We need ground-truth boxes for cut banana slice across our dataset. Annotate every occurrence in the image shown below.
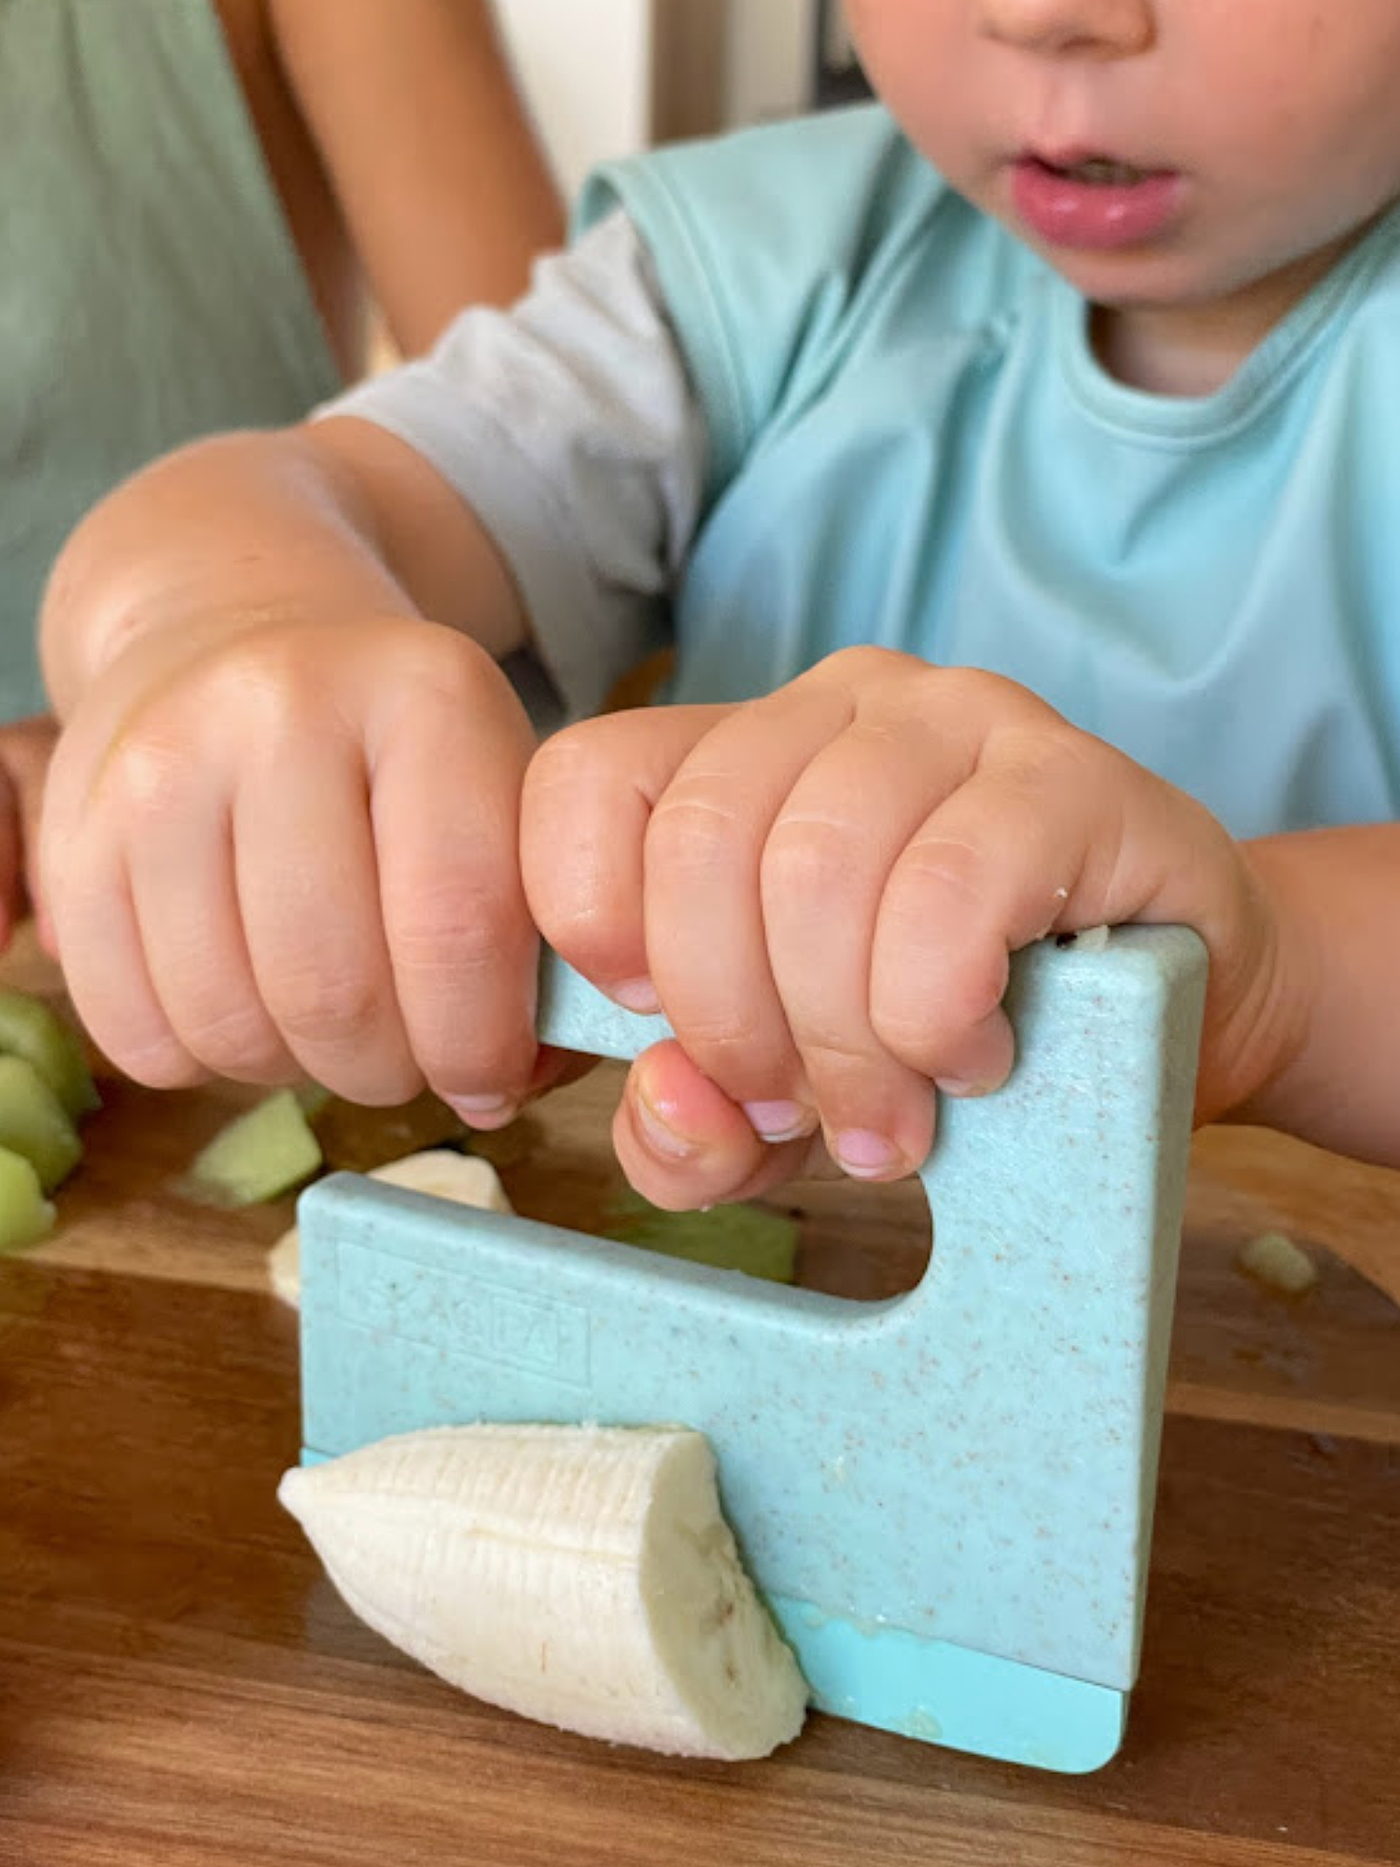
[268,1149,512,1306]
[279,1424,808,1760]
[1238,1229,1319,1295]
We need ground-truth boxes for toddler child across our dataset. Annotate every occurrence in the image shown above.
[34,0,1400,1218]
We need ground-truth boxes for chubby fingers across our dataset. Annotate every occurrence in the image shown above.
[525,705,844,1207]
[366,627,539,1119]
[525,691,843,1153]
[526,671,950,1181]
[44,619,540,1109]
[521,704,732,1012]
[527,650,1261,1205]
[44,706,228,1087]
[855,673,1272,1144]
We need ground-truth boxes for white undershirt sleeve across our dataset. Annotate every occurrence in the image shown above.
[317,210,706,722]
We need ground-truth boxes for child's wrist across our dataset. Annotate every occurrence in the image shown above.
[1199,839,1321,1132]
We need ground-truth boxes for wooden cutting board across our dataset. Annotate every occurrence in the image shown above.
[4,922,1396,1448]
[0,928,1397,1865]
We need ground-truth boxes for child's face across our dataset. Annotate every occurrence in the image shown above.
[846,0,1400,363]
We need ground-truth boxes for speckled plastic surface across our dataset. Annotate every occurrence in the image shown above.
[298,928,1206,1771]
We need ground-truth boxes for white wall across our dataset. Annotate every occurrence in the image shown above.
[493,0,656,199]
[496,2,831,201]
[723,0,818,126]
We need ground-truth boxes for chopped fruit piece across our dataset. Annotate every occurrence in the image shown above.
[185,1089,322,1207]
[0,988,99,1119]
[603,1189,798,1283]
[0,1144,56,1251]
[1238,1230,1319,1297]
[268,1149,511,1305]
[280,1425,808,1759]
[0,1055,83,1191]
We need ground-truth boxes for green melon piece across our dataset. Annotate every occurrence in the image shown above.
[602,1190,798,1284]
[0,1143,56,1251]
[0,1054,83,1191]
[186,1089,323,1207]
[0,988,99,1120]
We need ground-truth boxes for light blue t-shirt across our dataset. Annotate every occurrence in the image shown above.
[332,105,1400,843]
[576,107,1400,840]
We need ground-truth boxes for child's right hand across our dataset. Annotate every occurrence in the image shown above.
[40,609,542,1119]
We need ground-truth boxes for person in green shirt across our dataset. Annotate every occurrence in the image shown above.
[0,0,562,942]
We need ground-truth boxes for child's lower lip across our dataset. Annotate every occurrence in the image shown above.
[1010,157,1183,251]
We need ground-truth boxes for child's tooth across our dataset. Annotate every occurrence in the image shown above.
[1073,158,1140,184]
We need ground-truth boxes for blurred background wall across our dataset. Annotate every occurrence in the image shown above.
[495,0,865,198]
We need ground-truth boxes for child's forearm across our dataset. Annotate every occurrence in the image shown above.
[269,0,565,355]
[41,419,525,716]
[1232,824,1400,1167]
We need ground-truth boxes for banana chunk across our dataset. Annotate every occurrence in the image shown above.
[1238,1229,1319,1295]
[268,1149,512,1305]
[279,1424,808,1760]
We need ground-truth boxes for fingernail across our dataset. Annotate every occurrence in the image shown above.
[633,1090,700,1161]
[834,1129,904,1179]
[742,1099,813,1144]
[612,976,662,1014]
[448,1094,518,1130]
[935,1077,991,1099]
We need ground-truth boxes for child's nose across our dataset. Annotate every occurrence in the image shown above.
[975,0,1153,57]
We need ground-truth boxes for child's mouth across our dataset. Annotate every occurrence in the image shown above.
[1011,152,1183,252]
[1054,156,1149,185]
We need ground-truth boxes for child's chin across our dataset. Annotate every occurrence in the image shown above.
[1044,248,1230,317]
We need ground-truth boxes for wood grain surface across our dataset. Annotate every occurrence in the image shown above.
[0,935,1396,1865]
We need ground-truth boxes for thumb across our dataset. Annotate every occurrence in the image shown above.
[614,1039,824,1212]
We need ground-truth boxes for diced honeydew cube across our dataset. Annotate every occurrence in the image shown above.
[0,988,99,1120]
[186,1089,322,1206]
[0,1054,83,1191]
[0,1144,56,1250]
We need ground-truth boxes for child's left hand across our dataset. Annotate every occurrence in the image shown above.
[522,648,1300,1211]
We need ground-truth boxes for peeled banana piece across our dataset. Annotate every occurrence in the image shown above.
[279,1424,808,1760]
[268,1149,512,1305]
